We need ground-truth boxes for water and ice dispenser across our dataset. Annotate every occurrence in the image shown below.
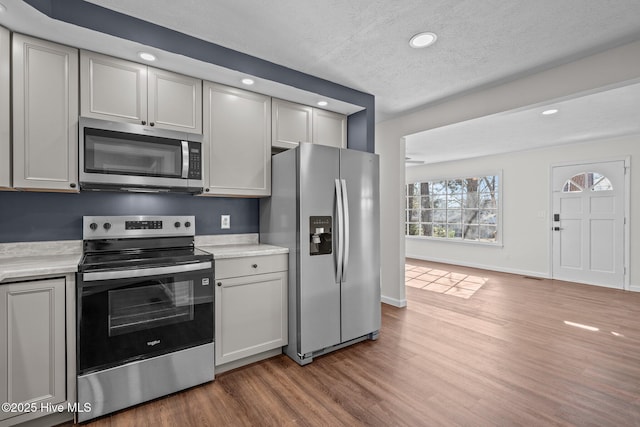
[309,216,332,255]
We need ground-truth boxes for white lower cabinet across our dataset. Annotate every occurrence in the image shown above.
[215,255,288,369]
[0,276,75,427]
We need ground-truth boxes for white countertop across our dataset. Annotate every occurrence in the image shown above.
[198,243,289,259]
[0,253,81,283]
[0,236,288,283]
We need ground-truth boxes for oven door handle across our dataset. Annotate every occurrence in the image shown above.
[80,261,212,282]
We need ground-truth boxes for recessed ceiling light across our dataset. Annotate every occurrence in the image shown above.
[317,101,328,107]
[409,32,437,49]
[241,78,255,85]
[542,108,559,116]
[138,52,156,62]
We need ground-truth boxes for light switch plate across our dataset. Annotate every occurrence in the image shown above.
[221,215,231,229]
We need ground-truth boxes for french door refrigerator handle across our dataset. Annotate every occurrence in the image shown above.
[341,179,350,282]
[335,179,344,284]
[181,141,189,178]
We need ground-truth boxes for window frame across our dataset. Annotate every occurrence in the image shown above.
[405,171,503,246]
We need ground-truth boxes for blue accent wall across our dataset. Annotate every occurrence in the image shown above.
[347,110,371,153]
[23,0,376,152]
[0,192,258,243]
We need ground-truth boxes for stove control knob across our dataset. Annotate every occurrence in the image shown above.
[174,222,181,228]
[185,221,191,228]
[89,222,98,231]
[103,222,111,230]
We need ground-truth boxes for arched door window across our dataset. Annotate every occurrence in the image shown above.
[562,172,613,193]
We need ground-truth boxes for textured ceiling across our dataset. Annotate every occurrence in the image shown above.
[85,0,640,122]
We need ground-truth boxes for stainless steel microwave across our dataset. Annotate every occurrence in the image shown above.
[79,117,203,193]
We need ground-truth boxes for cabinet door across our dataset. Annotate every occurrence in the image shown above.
[272,99,312,150]
[203,82,271,196]
[312,108,347,148]
[12,34,78,192]
[215,272,287,366]
[0,26,9,189]
[148,67,202,134]
[0,278,66,422]
[80,51,147,124]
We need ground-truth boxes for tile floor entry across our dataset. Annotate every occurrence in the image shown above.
[405,261,488,299]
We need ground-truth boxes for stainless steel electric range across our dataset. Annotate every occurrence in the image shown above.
[76,215,214,422]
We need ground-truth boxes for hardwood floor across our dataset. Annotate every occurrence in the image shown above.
[70,259,640,426]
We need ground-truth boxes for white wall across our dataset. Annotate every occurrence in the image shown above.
[376,40,640,305]
[405,135,639,291]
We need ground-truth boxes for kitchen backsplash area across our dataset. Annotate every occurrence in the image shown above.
[0,191,259,243]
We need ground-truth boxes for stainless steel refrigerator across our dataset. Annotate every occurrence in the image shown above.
[260,143,380,366]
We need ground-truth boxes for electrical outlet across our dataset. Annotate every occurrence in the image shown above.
[221,215,231,229]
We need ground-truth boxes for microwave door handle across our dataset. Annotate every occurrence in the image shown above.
[181,141,189,178]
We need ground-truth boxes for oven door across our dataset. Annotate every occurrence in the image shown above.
[77,261,213,375]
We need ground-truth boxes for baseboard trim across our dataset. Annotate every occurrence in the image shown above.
[381,295,407,307]
[406,253,549,280]
[215,348,282,374]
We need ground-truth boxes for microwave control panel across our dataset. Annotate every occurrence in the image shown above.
[188,142,202,179]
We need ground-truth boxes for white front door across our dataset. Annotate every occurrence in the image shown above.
[551,160,626,289]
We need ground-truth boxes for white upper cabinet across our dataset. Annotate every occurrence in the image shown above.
[12,34,79,192]
[81,52,147,124]
[312,108,347,149]
[0,26,9,189]
[148,68,203,133]
[272,99,313,149]
[81,51,202,134]
[272,98,347,150]
[202,82,271,197]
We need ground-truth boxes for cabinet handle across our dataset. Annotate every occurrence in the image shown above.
[252,264,258,269]
[205,188,210,192]
[141,120,146,125]
[69,183,76,188]
[150,122,155,127]
[217,282,222,286]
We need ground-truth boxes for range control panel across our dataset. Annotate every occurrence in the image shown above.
[83,215,195,239]
[125,220,164,230]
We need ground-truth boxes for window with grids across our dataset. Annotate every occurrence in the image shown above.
[406,176,500,242]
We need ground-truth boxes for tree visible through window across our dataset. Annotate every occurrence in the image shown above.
[406,175,500,242]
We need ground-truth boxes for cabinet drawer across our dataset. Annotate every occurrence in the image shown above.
[216,254,287,279]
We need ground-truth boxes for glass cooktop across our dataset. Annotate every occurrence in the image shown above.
[78,247,212,272]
